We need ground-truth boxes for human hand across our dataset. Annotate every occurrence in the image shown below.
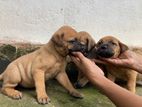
[98,50,142,73]
[70,52,104,80]
[101,50,134,67]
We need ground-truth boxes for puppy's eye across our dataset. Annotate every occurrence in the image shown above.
[111,42,117,46]
[68,39,77,43]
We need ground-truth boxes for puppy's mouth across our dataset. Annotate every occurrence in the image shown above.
[85,47,97,59]
[95,44,115,58]
[96,50,114,58]
[68,44,87,56]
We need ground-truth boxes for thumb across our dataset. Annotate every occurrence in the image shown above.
[102,58,124,65]
[72,52,85,61]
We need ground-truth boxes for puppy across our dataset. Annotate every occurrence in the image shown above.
[0,26,85,104]
[66,31,96,88]
[94,36,137,93]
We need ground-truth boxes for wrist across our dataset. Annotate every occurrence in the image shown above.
[133,64,142,74]
[88,74,107,88]
[129,52,142,73]
[131,55,142,73]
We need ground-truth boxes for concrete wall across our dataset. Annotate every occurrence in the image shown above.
[0,0,142,46]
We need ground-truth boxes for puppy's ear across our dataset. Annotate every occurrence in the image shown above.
[87,38,96,51]
[51,33,64,47]
[119,42,129,53]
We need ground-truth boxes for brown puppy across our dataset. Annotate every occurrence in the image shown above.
[75,31,96,88]
[95,36,137,93]
[66,31,96,88]
[76,31,96,53]
[0,26,84,104]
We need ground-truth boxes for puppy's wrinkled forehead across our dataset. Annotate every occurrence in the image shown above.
[54,26,77,41]
[76,31,96,51]
[76,31,92,43]
[98,36,120,45]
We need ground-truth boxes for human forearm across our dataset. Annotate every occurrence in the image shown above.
[89,75,142,107]
[71,52,142,107]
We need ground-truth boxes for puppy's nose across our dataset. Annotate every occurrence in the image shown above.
[100,44,108,49]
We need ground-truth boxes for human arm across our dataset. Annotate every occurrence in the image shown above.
[71,52,142,107]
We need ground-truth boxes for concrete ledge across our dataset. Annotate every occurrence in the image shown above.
[0,42,41,74]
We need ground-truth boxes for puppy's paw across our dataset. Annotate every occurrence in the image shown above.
[70,90,84,99]
[1,88,22,100]
[11,91,23,100]
[37,95,51,104]
[74,82,83,89]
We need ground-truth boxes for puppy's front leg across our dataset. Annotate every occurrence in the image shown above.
[33,70,50,104]
[107,73,116,82]
[56,71,83,98]
[74,70,89,88]
[127,71,137,93]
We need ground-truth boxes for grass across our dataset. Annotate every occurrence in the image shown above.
[0,80,142,107]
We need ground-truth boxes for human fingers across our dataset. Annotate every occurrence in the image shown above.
[101,58,127,66]
[92,59,108,64]
[70,55,81,66]
[72,52,85,61]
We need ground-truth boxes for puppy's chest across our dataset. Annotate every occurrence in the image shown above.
[45,61,66,80]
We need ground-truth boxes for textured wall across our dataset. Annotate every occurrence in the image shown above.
[0,0,142,46]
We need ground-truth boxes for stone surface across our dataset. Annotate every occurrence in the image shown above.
[0,43,40,76]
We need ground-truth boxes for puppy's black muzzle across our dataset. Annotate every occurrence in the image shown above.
[68,40,88,56]
[95,44,114,58]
